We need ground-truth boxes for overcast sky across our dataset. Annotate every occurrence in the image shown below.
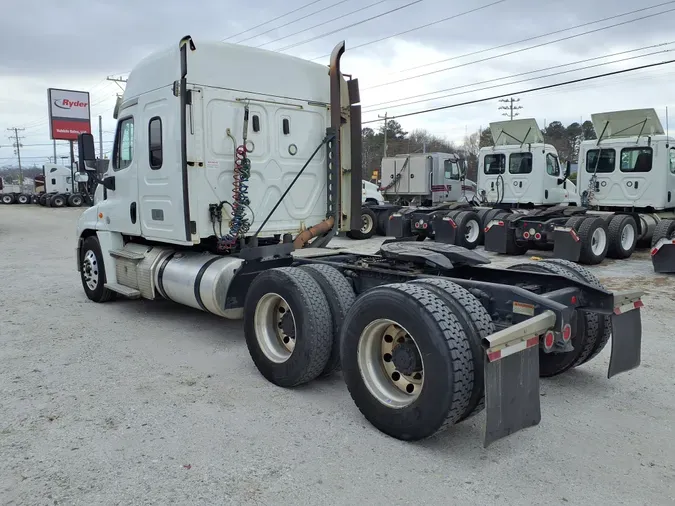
[3,0,675,166]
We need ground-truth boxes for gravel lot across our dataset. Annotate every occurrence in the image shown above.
[1,205,674,506]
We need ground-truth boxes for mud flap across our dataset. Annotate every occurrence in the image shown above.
[482,310,556,447]
[608,291,644,379]
[387,212,413,238]
[484,219,508,253]
[552,226,581,262]
[651,238,675,273]
[432,215,457,244]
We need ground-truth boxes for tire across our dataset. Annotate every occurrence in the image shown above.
[298,264,356,376]
[39,194,48,206]
[17,194,30,204]
[67,194,84,207]
[651,219,675,247]
[51,194,66,208]
[453,211,483,250]
[79,236,117,303]
[481,208,503,229]
[539,258,612,365]
[340,283,473,441]
[244,267,333,387]
[346,207,377,240]
[1,194,15,204]
[607,215,637,259]
[407,278,494,421]
[564,215,586,231]
[577,216,609,265]
[507,262,599,377]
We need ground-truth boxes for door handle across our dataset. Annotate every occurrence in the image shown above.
[130,202,137,224]
[634,181,639,190]
[102,175,115,191]
[595,181,600,192]
[491,181,494,190]
[519,181,522,188]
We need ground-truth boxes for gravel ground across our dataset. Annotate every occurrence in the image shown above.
[1,205,674,506]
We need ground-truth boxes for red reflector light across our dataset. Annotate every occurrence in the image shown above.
[544,331,555,349]
[534,233,542,240]
[523,231,530,239]
[422,223,428,229]
[571,295,577,304]
[562,323,572,342]
[651,247,658,256]
[414,222,420,228]
[498,220,505,226]
[634,300,644,309]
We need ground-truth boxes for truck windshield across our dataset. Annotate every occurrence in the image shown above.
[444,160,460,180]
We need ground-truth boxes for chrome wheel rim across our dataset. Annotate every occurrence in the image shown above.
[82,250,99,291]
[254,293,296,363]
[465,219,480,243]
[357,319,424,408]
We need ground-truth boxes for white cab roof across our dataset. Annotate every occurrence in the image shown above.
[591,108,665,139]
[124,39,332,104]
[489,118,544,146]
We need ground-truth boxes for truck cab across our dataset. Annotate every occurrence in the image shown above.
[43,164,74,195]
[577,108,675,211]
[479,118,579,207]
[380,152,463,206]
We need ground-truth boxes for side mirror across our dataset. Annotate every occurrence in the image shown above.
[112,96,122,120]
[74,172,89,183]
[565,160,571,177]
[78,133,96,163]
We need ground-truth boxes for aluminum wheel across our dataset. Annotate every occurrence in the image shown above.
[1,195,13,204]
[357,319,424,408]
[465,219,480,243]
[254,292,296,363]
[82,250,99,291]
[361,213,374,234]
[620,222,635,250]
[591,227,607,256]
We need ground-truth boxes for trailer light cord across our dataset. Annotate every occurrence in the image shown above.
[251,133,335,240]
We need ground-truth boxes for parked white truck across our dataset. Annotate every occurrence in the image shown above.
[74,36,644,446]
[1,164,88,207]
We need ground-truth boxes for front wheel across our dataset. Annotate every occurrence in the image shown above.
[79,236,116,303]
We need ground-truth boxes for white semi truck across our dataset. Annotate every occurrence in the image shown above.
[1,164,88,207]
[481,109,675,269]
[74,36,644,446]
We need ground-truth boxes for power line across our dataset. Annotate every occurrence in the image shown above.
[362,44,674,112]
[255,0,389,49]
[361,57,675,123]
[221,0,326,42]
[244,0,354,46]
[274,0,424,52]
[308,0,507,61]
[363,1,675,90]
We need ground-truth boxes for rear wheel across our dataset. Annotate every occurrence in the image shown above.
[38,194,48,206]
[347,207,377,240]
[17,194,30,204]
[453,211,482,250]
[340,283,473,440]
[652,219,675,247]
[244,267,333,387]
[298,264,356,376]
[607,214,637,259]
[577,217,608,265]
[507,261,599,377]
[67,194,84,207]
[50,194,66,208]
[1,194,15,204]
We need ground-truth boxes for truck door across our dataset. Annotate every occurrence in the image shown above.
[544,152,565,203]
[507,152,533,202]
[582,148,616,205]
[99,113,141,236]
[437,158,461,203]
[482,152,506,202]
[617,146,652,205]
[137,90,188,243]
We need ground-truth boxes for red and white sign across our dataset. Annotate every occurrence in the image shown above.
[47,88,91,141]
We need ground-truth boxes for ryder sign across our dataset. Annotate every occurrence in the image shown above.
[47,88,91,141]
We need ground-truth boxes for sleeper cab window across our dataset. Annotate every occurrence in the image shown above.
[148,117,162,170]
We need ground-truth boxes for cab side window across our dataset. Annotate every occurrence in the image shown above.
[113,117,134,171]
[148,117,162,170]
[546,153,560,176]
[484,153,505,174]
[444,159,460,180]
[670,148,675,174]
[509,152,532,174]
[620,147,652,173]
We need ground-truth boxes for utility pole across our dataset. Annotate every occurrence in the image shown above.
[378,112,388,157]
[53,139,57,165]
[98,115,103,158]
[498,97,523,120]
[7,127,25,190]
[107,76,127,97]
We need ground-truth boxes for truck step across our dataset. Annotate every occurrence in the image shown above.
[104,283,142,298]
[109,248,146,261]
